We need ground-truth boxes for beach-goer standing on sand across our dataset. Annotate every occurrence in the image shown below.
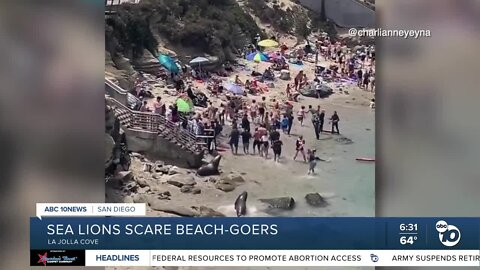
[252,128,261,155]
[281,115,289,134]
[241,114,250,133]
[140,101,151,112]
[319,109,325,133]
[363,72,370,89]
[330,111,340,134]
[258,96,266,122]
[293,135,307,162]
[261,132,270,159]
[272,139,283,162]
[287,113,294,135]
[219,104,226,125]
[229,125,240,155]
[294,70,303,91]
[250,100,258,124]
[307,149,318,175]
[264,112,271,131]
[269,127,280,145]
[297,105,306,126]
[241,128,251,154]
[153,96,163,115]
[357,69,363,88]
[311,109,321,140]
[286,83,291,99]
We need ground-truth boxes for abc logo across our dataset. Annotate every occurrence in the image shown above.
[436,220,461,247]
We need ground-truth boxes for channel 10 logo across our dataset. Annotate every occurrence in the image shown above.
[436,220,461,247]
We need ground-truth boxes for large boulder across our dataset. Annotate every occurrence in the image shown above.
[220,173,245,184]
[305,193,328,207]
[299,83,333,98]
[192,206,225,217]
[215,181,236,192]
[167,175,196,188]
[132,194,149,204]
[147,197,198,217]
[335,136,354,145]
[135,176,149,188]
[259,197,295,210]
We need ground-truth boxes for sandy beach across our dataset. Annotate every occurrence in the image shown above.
[107,41,375,218]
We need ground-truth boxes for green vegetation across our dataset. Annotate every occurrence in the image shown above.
[104,0,337,63]
[106,0,263,62]
[105,5,159,60]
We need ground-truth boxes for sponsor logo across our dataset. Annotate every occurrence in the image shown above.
[30,250,85,266]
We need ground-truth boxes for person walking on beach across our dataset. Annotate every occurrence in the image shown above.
[307,149,318,175]
[319,109,325,133]
[281,115,289,134]
[153,96,164,115]
[258,96,266,122]
[252,128,261,155]
[272,139,283,162]
[357,69,363,88]
[269,127,280,144]
[293,136,307,162]
[312,109,321,140]
[297,106,306,126]
[330,111,340,134]
[241,114,250,133]
[241,128,251,154]
[261,133,270,159]
[229,126,240,155]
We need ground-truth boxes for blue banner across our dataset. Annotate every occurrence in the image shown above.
[30,218,479,250]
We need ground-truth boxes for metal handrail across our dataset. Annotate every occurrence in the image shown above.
[107,97,201,152]
[105,78,129,95]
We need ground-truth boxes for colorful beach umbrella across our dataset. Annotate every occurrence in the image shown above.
[224,82,244,95]
[258,39,279,47]
[246,51,269,62]
[176,98,193,113]
[158,54,179,73]
[189,57,210,65]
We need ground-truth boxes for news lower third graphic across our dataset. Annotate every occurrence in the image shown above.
[30,203,480,266]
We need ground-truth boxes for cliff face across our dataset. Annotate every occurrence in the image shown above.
[105,0,263,63]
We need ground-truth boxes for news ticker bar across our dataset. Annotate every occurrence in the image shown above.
[30,250,480,267]
[31,217,478,250]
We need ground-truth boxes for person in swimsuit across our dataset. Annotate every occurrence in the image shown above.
[293,135,307,162]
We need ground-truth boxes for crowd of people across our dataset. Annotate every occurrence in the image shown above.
[116,32,375,175]
[221,98,342,174]
[315,37,376,92]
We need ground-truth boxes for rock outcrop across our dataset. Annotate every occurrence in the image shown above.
[105,103,131,181]
[305,193,328,207]
[259,197,296,210]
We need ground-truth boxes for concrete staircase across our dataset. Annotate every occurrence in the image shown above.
[105,78,206,167]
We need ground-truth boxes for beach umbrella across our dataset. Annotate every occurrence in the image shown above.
[224,82,244,95]
[258,39,279,48]
[158,54,179,73]
[176,98,193,113]
[246,51,269,62]
[189,57,210,65]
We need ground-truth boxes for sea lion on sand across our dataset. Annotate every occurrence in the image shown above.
[234,191,248,217]
[197,155,222,176]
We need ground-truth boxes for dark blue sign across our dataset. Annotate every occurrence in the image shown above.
[30,217,480,250]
